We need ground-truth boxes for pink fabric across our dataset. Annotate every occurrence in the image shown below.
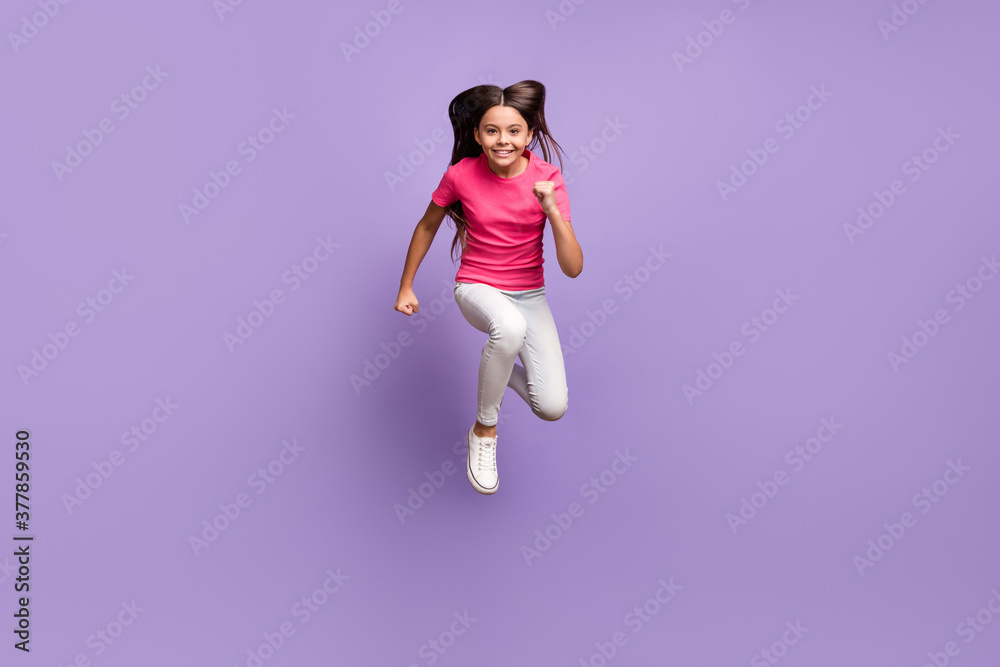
[431,148,571,291]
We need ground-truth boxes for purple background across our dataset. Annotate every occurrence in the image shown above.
[3,0,999,665]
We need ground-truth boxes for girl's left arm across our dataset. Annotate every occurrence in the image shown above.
[534,180,582,278]
[545,205,583,278]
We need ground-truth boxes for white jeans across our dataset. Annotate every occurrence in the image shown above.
[454,281,569,427]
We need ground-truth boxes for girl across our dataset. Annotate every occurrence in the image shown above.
[393,80,583,495]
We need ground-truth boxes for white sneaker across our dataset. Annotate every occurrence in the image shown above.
[467,426,498,495]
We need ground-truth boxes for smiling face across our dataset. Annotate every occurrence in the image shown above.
[474,105,533,176]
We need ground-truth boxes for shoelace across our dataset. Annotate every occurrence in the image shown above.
[475,437,497,474]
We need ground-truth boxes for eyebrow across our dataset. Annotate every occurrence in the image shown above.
[483,123,522,128]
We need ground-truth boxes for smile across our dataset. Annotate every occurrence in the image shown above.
[493,150,513,157]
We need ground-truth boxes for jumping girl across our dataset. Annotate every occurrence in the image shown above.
[394,80,583,495]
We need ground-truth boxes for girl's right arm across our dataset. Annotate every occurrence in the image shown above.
[394,200,448,315]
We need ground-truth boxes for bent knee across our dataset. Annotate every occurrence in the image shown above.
[534,395,568,421]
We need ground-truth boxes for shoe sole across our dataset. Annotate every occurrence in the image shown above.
[467,428,498,495]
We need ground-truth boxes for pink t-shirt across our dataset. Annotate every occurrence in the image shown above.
[431,148,571,291]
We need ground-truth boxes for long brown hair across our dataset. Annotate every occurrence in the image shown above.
[441,80,566,263]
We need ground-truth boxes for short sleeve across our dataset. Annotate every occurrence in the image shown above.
[431,164,457,207]
[552,169,571,222]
